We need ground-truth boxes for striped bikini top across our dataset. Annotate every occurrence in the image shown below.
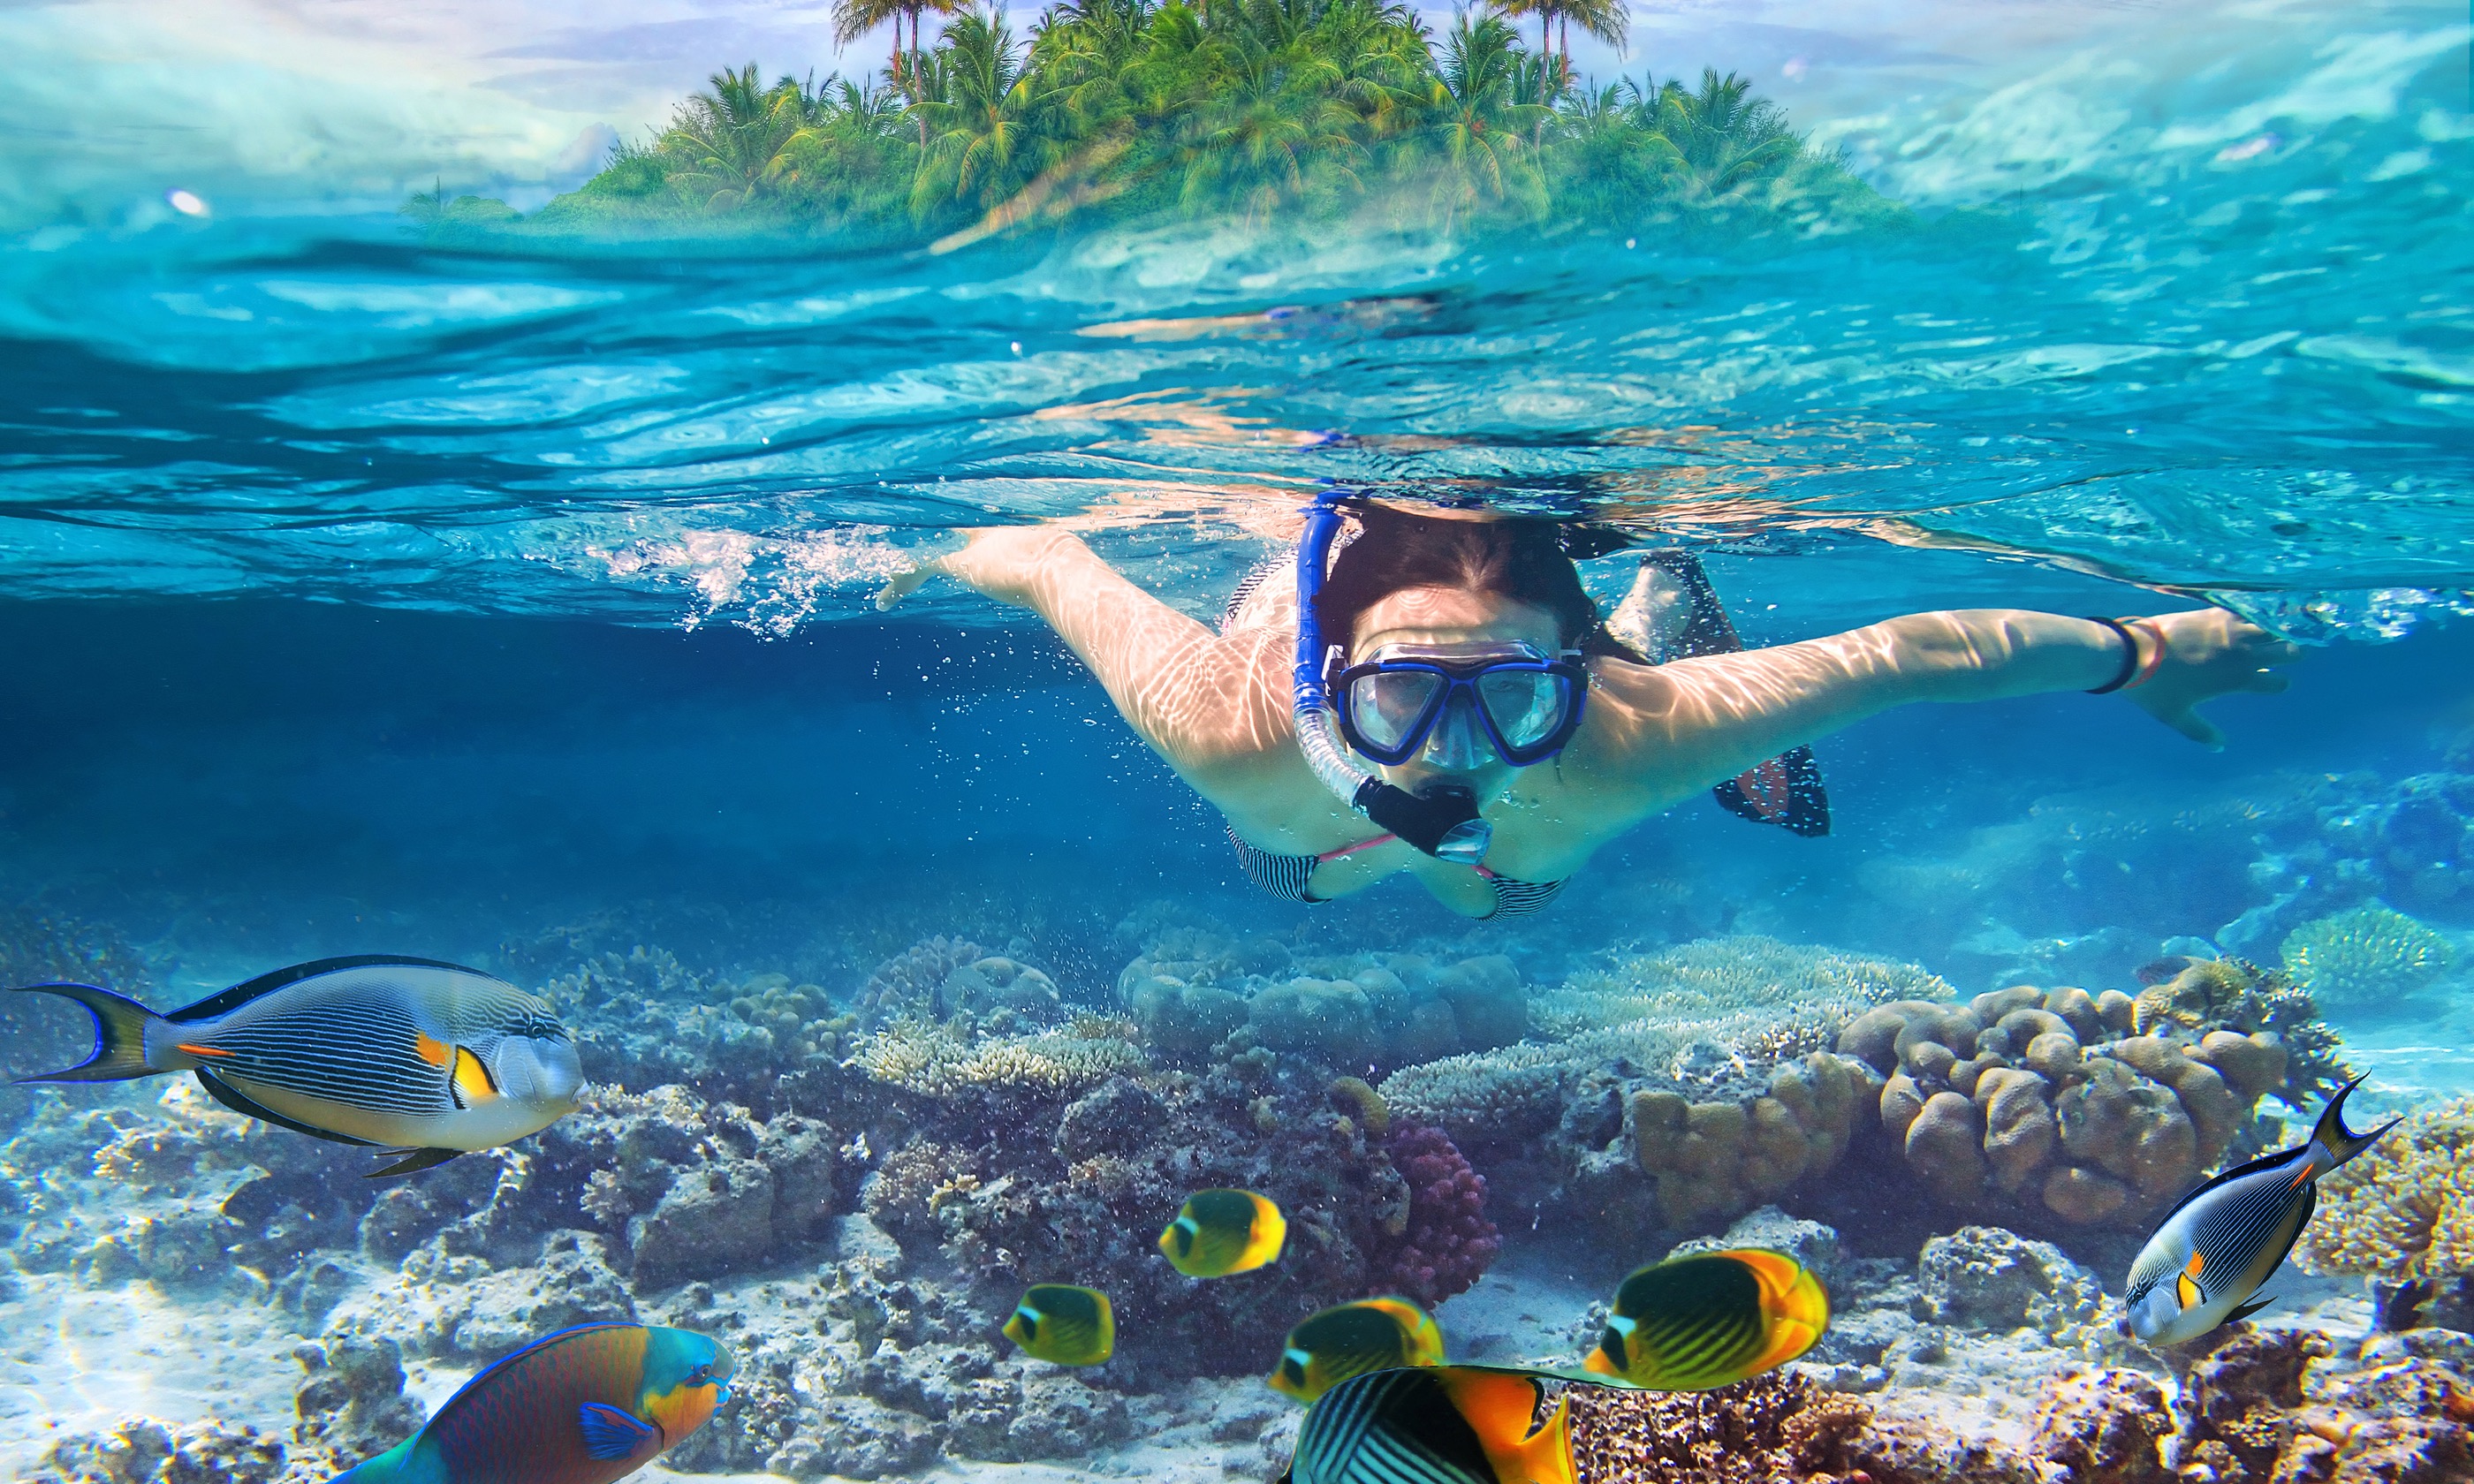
[1225,825,1569,920]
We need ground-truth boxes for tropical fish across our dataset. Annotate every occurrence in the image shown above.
[10,956,581,1177]
[2124,1076,2397,1345]
[327,1322,731,1484]
[1158,1188,1286,1278]
[1005,1283,1115,1367]
[1277,1364,1574,1484]
[1583,1248,1829,1389]
[1268,1297,1446,1403]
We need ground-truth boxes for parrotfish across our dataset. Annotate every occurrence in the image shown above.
[327,1322,730,1484]
[1277,1365,1574,1484]
[1158,1188,1286,1278]
[1269,1297,1446,1403]
[2125,1076,2397,1346]
[11,956,581,1177]
[1583,1248,1829,1389]
[1005,1283,1115,1367]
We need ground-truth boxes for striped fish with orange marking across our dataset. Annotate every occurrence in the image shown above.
[1582,1248,1829,1389]
[8,956,581,1176]
[327,1322,732,1484]
[1276,1365,1575,1484]
[2124,1075,2396,1345]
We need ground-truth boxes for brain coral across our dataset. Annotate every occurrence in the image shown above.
[2279,905,2455,1015]
[2296,1097,2474,1282]
[1840,977,2332,1228]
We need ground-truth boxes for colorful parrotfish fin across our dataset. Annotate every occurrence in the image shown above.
[1628,553,1833,838]
[368,1147,463,1179]
[189,1068,381,1147]
[162,954,483,1024]
[578,1402,661,1460]
[7,983,161,1082]
[2223,1296,2276,1327]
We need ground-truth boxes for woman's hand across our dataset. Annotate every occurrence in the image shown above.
[2122,609,2301,748]
[876,526,1077,611]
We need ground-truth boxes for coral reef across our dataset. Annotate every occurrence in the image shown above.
[27,1419,288,1484]
[1566,1370,2039,1484]
[1371,1124,1499,1307]
[2279,905,2455,1016]
[854,1018,1147,1102]
[1114,920,1531,1072]
[2298,1096,2474,1287]
[543,947,863,1113]
[850,936,985,1027]
[1375,937,1945,1238]
[1913,1225,2103,1334]
[861,1070,1498,1382]
[1838,974,2343,1229]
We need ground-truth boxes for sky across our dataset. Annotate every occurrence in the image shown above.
[0,0,2459,228]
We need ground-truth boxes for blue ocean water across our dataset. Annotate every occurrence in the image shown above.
[0,3,2470,1480]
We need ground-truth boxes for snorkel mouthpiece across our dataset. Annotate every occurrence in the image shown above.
[1357,779,1491,864]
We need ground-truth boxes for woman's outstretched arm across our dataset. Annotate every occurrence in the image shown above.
[1565,607,2301,822]
[879,528,1307,806]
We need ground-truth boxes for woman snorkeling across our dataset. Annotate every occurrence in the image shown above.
[880,496,2298,920]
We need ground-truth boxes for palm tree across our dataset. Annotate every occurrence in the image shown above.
[911,9,1054,216]
[1650,67,1799,195]
[1551,0,1625,87]
[664,64,811,208]
[1425,12,1546,224]
[833,0,913,86]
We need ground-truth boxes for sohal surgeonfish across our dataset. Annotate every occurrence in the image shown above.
[327,1322,732,1484]
[1269,1297,1446,1403]
[10,956,582,1177]
[1277,1365,1574,1484]
[2125,1075,2398,1345]
[1159,1188,1286,1278]
[1584,1248,1829,1389]
[1006,1283,1115,1366]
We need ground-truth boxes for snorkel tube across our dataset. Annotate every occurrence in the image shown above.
[1294,490,1492,865]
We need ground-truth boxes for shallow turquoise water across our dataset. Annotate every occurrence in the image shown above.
[1,5,2471,1483]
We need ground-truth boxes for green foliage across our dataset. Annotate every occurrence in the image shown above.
[446,1,1899,246]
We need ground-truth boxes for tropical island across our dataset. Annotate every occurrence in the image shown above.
[414,0,1902,249]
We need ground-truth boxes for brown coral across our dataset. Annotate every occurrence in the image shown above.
[1840,980,2331,1228]
[1567,1370,2039,1484]
[1629,1052,1872,1229]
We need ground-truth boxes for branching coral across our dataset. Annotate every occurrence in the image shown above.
[854,1020,1144,1101]
[2296,1097,2474,1282]
[2280,905,2455,1014]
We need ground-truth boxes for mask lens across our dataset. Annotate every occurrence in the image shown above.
[1476,670,1570,749]
[1347,670,1444,751]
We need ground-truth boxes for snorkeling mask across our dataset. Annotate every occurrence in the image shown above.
[1290,489,1590,865]
[1332,640,1588,768]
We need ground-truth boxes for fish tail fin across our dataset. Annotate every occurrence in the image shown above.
[8,982,163,1083]
[2313,1075,2401,1170]
[1518,1389,1577,1484]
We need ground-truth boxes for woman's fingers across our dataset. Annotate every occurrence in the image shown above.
[875,562,939,610]
[2166,708,2228,750]
[2243,670,2293,694]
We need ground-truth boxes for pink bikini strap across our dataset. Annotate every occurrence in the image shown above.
[1315,833,1398,864]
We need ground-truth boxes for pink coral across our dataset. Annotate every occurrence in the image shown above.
[1373,1124,1500,1306]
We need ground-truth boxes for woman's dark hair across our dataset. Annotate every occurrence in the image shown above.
[1313,502,1631,659]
